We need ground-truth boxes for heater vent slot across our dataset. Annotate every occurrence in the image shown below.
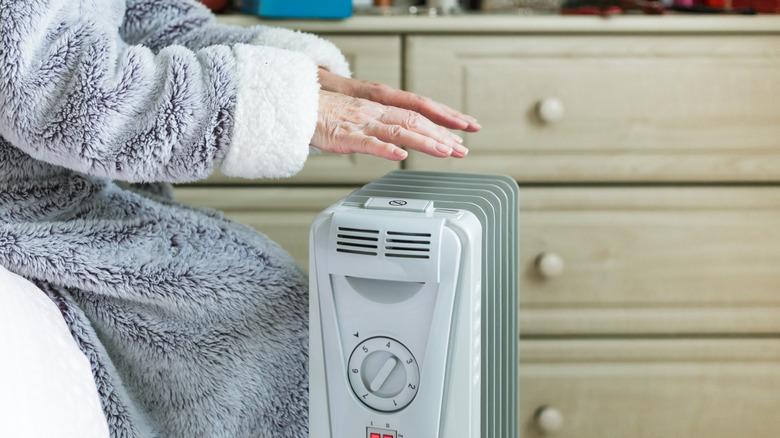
[385,253,430,259]
[336,248,377,256]
[384,230,432,259]
[338,227,379,234]
[387,231,432,237]
[336,227,379,256]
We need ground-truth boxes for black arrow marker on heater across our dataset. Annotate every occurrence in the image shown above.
[353,332,359,338]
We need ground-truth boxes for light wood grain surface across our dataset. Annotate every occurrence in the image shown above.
[519,187,780,335]
[404,35,780,182]
[520,339,780,438]
[219,14,780,34]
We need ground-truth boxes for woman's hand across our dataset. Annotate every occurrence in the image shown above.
[312,90,468,160]
[312,68,481,160]
[319,68,481,133]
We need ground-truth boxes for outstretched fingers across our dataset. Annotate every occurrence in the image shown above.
[379,108,468,157]
[342,131,408,161]
[366,84,480,132]
[366,122,462,159]
[437,102,481,132]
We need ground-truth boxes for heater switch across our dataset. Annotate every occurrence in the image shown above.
[364,197,433,214]
[349,337,420,412]
[367,428,397,438]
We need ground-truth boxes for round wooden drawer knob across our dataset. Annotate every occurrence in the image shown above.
[536,406,564,434]
[535,252,565,279]
[536,98,565,124]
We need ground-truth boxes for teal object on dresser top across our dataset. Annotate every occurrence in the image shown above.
[241,0,353,19]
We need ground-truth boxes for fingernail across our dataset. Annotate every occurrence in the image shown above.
[454,144,469,156]
[454,135,464,143]
[395,148,408,159]
[436,144,453,156]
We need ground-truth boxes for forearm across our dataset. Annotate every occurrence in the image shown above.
[121,0,350,77]
[121,0,261,51]
[1,0,318,182]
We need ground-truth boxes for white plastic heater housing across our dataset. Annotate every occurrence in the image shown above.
[309,197,482,438]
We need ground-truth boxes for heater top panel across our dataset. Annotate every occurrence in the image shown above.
[326,197,476,283]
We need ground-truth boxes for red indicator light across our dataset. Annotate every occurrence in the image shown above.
[383,435,394,438]
[370,434,380,438]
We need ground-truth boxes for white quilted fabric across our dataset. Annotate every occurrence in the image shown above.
[0,266,109,438]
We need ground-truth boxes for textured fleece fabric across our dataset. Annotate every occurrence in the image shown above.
[0,0,350,436]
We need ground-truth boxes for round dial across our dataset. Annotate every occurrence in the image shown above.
[347,337,420,412]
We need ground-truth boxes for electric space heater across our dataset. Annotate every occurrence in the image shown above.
[309,171,518,438]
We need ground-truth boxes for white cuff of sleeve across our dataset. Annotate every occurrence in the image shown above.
[221,44,319,179]
[250,27,351,78]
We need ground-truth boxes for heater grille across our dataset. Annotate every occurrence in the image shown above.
[335,227,434,259]
[336,227,379,256]
[384,231,432,259]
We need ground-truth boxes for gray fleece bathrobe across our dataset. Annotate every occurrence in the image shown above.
[0,0,351,436]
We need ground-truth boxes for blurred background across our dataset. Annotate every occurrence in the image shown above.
[204,0,779,15]
[183,1,780,437]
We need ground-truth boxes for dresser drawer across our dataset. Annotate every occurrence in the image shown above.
[205,36,400,185]
[175,187,355,269]
[178,186,780,335]
[520,339,780,438]
[405,35,780,182]
[520,187,780,335]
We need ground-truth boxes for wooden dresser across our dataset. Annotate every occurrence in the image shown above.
[177,15,780,437]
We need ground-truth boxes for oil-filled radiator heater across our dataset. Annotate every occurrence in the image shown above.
[309,171,518,438]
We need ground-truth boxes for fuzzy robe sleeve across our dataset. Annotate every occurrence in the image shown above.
[121,0,351,78]
[0,0,322,182]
